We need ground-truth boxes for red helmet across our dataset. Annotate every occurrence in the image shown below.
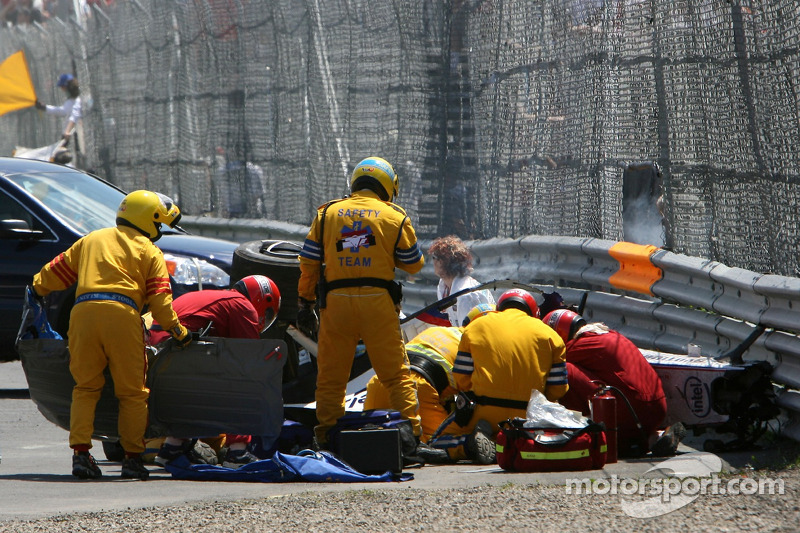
[543,309,586,343]
[233,275,281,332]
[497,289,539,318]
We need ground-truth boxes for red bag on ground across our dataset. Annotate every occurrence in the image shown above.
[496,418,607,472]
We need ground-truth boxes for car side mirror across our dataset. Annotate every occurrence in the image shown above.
[0,219,44,240]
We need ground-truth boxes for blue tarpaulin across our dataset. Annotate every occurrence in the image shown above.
[18,286,62,341]
[164,450,414,482]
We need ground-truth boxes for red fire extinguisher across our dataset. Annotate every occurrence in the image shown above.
[590,386,618,464]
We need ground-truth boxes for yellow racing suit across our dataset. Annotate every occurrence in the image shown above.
[364,326,461,441]
[298,189,424,443]
[453,308,568,438]
[33,226,187,455]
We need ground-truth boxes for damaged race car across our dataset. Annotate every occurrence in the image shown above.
[15,238,781,465]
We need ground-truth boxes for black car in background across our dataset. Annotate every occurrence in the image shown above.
[0,157,239,361]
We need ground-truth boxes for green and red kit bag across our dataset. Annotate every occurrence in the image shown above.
[496,418,607,472]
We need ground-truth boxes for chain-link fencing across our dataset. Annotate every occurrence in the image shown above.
[1,0,798,275]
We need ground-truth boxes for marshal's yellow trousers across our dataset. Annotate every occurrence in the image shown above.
[68,301,149,454]
[315,288,421,443]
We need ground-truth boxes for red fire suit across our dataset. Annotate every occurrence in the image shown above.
[149,289,260,344]
[454,308,568,437]
[298,189,424,444]
[558,328,667,455]
[32,226,187,455]
[149,289,261,447]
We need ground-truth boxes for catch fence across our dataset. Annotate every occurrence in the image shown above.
[1,0,799,275]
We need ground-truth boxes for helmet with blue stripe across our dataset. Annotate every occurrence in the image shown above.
[350,157,399,202]
[462,303,496,327]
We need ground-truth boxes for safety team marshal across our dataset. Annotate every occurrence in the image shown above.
[565,452,785,518]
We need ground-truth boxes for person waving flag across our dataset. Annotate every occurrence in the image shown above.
[0,50,37,116]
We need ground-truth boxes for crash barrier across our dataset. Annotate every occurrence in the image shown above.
[182,217,310,246]
[182,215,800,443]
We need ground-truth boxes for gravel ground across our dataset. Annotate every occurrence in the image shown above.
[1,466,797,532]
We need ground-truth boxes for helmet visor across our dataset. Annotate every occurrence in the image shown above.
[156,193,182,228]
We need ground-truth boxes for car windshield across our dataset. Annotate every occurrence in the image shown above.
[6,170,124,234]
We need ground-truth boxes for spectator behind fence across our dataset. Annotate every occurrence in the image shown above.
[35,73,82,161]
[1,0,43,25]
[428,235,495,328]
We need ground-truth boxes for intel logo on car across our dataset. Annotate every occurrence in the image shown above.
[683,376,710,417]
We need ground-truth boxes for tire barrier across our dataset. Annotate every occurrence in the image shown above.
[230,240,303,323]
[181,216,800,442]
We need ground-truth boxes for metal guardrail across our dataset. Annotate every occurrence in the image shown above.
[181,215,800,440]
[181,217,310,244]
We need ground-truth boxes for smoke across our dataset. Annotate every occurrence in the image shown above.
[623,195,665,247]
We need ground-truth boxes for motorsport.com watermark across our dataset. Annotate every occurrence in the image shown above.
[566,473,785,499]
[564,452,786,518]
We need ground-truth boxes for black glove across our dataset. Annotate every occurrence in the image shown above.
[453,391,476,427]
[296,298,319,337]
[34,100,45,111]
[171,325,192,349]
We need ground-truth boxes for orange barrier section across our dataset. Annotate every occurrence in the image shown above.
[608,242,662,296]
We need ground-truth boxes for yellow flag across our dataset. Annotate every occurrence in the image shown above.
[0,50,37,117]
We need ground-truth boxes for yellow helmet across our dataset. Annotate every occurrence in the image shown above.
[462,303,496,327]
[349,157,399,202]
[116,190,181,242]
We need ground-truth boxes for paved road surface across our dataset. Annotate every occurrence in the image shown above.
[0,360,795,523]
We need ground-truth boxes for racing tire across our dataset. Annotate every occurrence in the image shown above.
[231,240,302,322]
[102,439,125,462]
